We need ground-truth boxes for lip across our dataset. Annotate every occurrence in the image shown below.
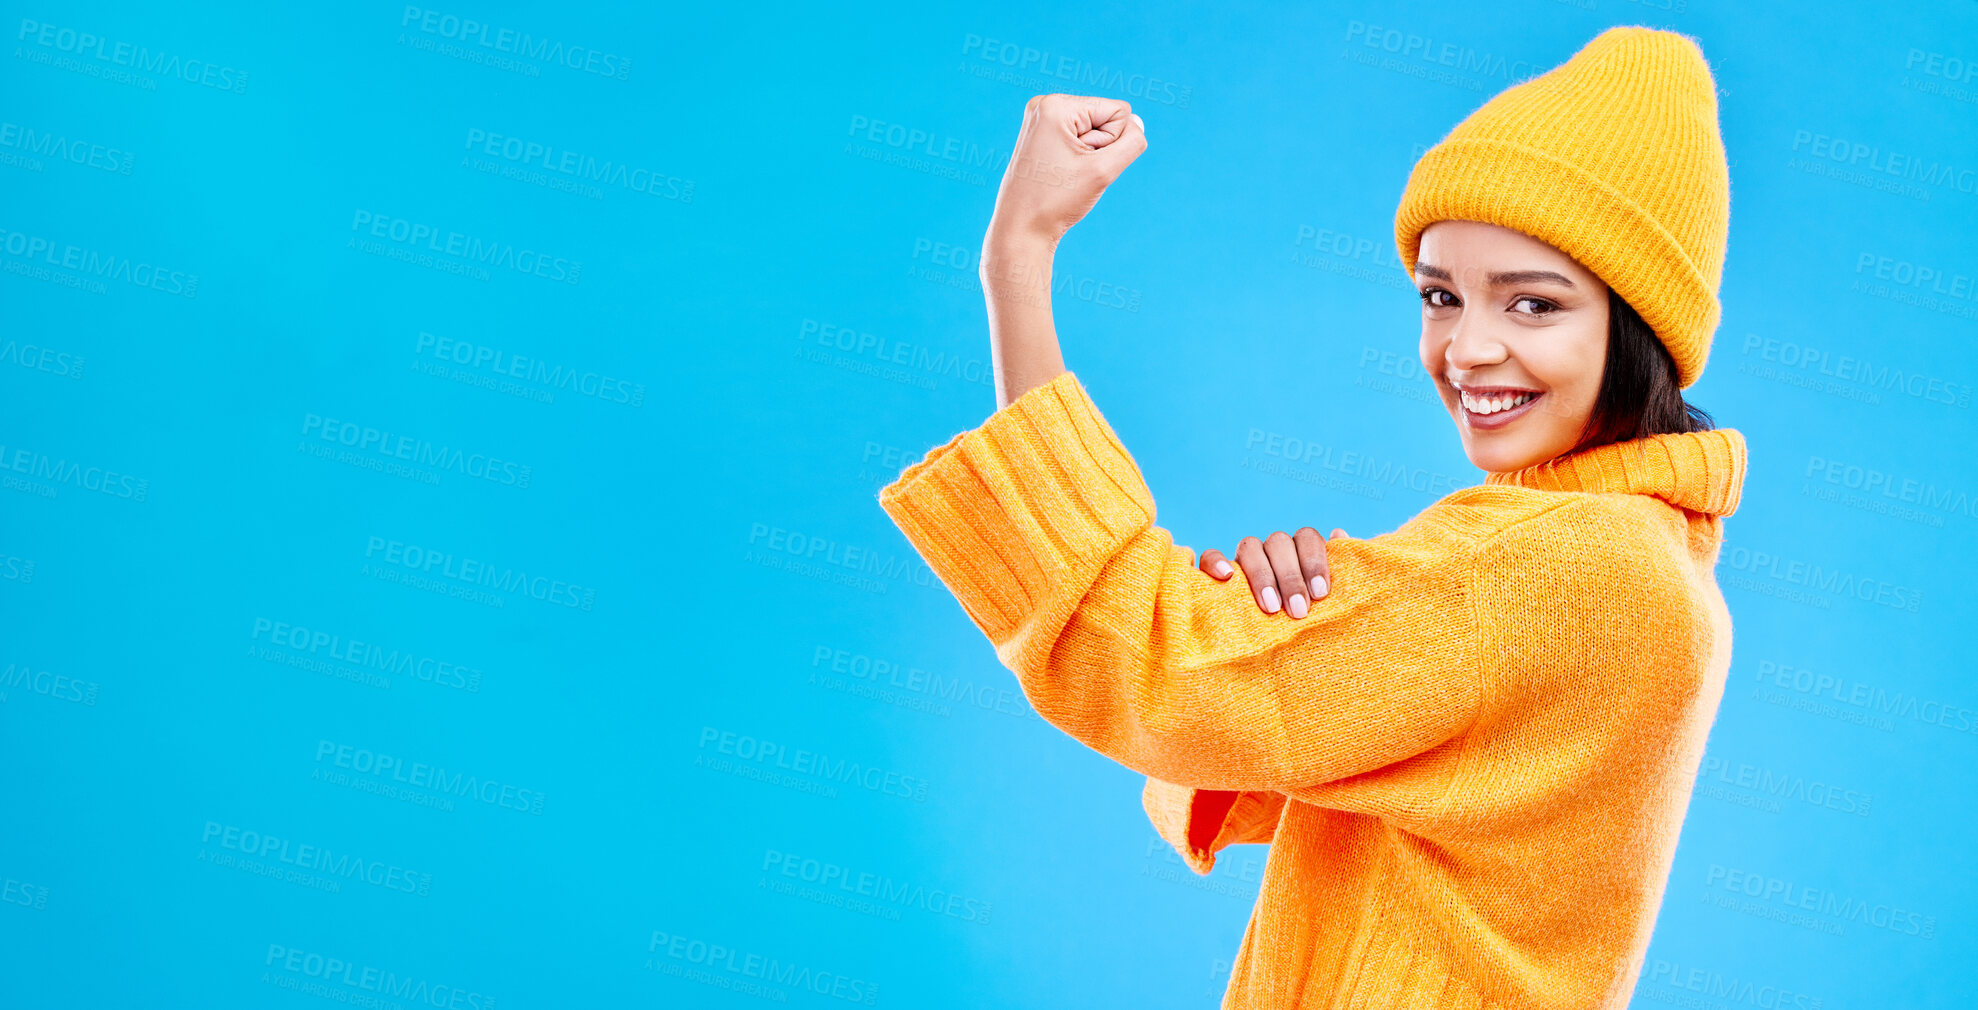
[1457,388,1545,430]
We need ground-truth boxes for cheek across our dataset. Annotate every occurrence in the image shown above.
[1526,328,1606,398]
[1568,331,1609,395]
[1418,332,1442,380]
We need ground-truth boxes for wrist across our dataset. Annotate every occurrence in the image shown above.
[979,235,1055,308]
[982,220,1059,260]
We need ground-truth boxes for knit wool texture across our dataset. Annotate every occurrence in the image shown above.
[879,372,1748,1008]
[1393,25,1732,388]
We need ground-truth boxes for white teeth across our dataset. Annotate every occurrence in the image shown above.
[1460,390,1537,415]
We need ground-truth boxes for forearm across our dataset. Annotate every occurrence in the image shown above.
[980,227,1066,410]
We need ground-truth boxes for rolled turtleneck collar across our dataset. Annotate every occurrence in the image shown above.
[1483,428,1748,517]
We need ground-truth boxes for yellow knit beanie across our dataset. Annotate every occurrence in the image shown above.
[1393,26,1731,389]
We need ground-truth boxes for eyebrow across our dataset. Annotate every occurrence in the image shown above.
[1414,263,1578,289]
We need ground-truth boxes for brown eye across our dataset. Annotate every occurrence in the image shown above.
[1419,288,1457,309]
[1511,296,1556,315]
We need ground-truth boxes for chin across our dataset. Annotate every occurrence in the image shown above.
[1464,443,1538,474]
[1453,422,1560,475]
[1444,396,1580,474]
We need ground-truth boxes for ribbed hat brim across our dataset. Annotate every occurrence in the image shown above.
[1394,137,1720,388]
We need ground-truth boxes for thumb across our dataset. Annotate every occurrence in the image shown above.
[1092,109,1147,176]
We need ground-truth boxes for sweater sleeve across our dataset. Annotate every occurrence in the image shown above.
[1143,776,1288,875]
[877,371,1486,793]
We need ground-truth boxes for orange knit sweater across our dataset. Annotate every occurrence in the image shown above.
[878,371,1748,1009]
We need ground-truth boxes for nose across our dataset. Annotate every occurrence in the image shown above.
[1440,309,1509,376]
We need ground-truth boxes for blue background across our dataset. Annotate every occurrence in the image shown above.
[4,1,1975,1006]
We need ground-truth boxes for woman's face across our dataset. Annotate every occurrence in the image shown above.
[1414,220,1611,474]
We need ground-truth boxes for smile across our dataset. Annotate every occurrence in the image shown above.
[1456,387,1544,429]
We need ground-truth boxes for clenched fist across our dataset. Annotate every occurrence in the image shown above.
[987,94,1146,247]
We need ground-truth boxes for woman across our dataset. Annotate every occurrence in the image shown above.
[878,26,1744,1008]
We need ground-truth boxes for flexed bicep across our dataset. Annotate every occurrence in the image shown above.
[882,370,1489,792]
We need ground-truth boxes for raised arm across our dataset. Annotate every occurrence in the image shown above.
[878,371,1501,794]
[979,93,1146,409]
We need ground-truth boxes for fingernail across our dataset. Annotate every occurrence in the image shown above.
[1212,560,1232,579]
[1131,113,1145,135]
[1310,575,1328,599]
[1287,594,1307,619]
[1260,586,1280,613]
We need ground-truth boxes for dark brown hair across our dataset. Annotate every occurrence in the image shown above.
[1570,287,1714,452]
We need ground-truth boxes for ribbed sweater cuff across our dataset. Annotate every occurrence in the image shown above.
[877,371,1156,643]
[1142,777,1223,875]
